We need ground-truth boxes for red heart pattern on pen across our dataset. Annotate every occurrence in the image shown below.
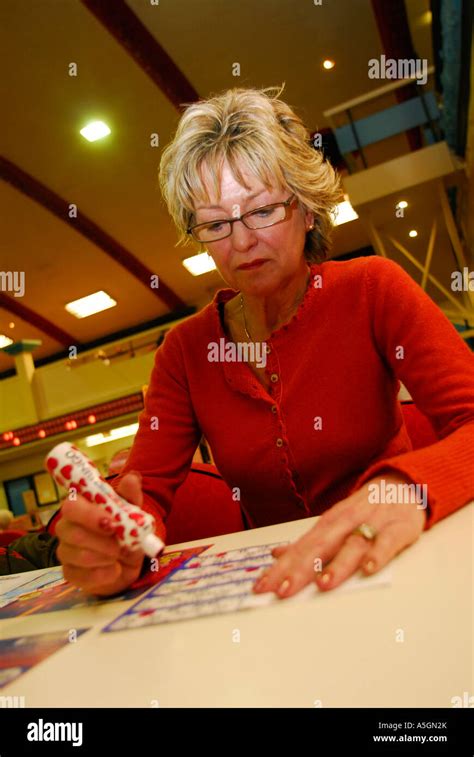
[46,444,156,554]
[129,512,145,526]
[60,465,73,480]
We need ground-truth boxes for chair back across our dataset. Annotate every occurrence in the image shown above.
[0,529,28,547]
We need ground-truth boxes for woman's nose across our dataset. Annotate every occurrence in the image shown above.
[230,219,258,250]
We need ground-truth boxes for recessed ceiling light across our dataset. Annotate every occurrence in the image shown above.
[0,335,14,348]
[182,252,217,276]
[323,60,335,70]
[8,322,15,329]
[332,197,358,226]
[409,229,418,238]
[396,200,408,209]
[80,121,111,142]
[65,291,117,319]
[419,10,432,26]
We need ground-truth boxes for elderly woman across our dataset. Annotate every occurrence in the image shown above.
[56,85,474,598]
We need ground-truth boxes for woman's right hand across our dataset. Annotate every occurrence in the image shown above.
[56,472,146,596]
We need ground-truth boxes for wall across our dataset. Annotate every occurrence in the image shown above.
[0,349,156,428]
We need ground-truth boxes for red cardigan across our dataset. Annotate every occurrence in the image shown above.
[113,256,474,541]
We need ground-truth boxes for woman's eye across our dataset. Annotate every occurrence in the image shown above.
[254,208,275,218]
[206,222,224,231]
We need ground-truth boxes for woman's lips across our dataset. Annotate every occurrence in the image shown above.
[238,259,268,270]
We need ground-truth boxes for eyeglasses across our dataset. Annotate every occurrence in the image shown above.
[187,194,296,243]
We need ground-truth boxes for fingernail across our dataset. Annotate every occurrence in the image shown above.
[277,578,291,597]
[99,517,112,530]
[364,560,376,574]
[319,571,331,586]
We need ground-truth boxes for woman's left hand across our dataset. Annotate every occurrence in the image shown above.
[253,472,427,598]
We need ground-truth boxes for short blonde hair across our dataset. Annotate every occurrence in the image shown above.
[159,84,342,263]
[0,510,13,530]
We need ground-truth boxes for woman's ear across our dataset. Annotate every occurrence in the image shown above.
[305,210,315,231]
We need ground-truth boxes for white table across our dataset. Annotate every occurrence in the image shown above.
[1,504,472,707]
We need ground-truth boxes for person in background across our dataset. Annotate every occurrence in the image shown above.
[53,84,474,599]
[0,510,14,531]
[0,508,59,575]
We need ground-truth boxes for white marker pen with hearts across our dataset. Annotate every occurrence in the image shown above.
[45,442,164,558]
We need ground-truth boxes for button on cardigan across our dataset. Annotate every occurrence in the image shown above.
[113,256,474,542]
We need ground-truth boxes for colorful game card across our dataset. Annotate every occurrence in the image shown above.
[0,629,89,689]
[0,567,64,610]
[102,542,288,631]
[103,541,392,632]
[0,547,209,619]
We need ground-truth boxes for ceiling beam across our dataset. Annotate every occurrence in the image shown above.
[1,157,186,311]
[0,293,78,347]
[81,0,199,109]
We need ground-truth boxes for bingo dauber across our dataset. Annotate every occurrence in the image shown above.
[45,442,164,558]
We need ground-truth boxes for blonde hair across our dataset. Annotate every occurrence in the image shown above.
[0,510,13,530]
[159,84,342,263]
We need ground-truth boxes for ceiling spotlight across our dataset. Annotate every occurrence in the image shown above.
[409,229,418,238]
[80,121,111,142]
[396,201,408,209]
[323,60,335,70]
[419,10,432,26]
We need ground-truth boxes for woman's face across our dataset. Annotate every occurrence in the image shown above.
[193,159,313,295]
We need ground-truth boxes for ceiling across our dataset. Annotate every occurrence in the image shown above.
[0,0,449,375]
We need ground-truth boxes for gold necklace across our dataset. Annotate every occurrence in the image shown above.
[239,269,310,340]
[240,295,252,340]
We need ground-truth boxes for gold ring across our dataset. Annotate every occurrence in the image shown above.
[352,523,377,541]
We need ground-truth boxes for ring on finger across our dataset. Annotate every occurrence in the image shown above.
[351,522,378,541]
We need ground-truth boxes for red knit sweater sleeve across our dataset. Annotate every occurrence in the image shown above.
[110,327,202,542]
[350,256,474,528]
